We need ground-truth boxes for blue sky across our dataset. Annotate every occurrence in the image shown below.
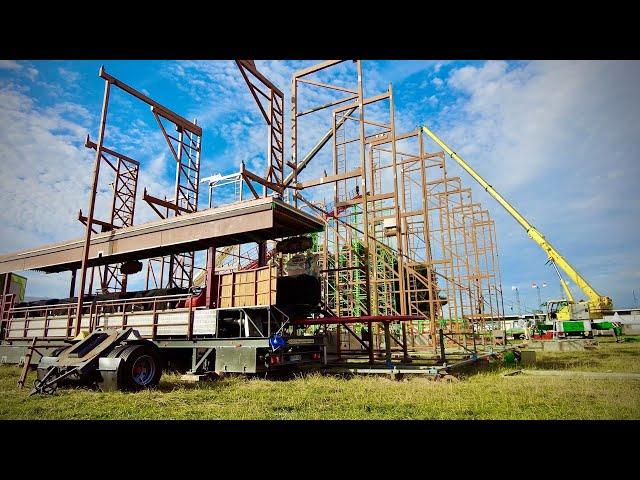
[0,59,638,311]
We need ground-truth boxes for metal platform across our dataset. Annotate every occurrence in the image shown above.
[0,197,323,274]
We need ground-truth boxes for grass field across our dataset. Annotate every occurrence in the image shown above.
[1,337,639,420]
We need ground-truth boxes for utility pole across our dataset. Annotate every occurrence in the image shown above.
[532,282,541,308]
[512,286,521,316]
[532,282,546,308]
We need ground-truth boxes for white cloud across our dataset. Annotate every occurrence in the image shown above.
[425,94,438,106]
[0,83,178,297]
[0,60,38,80]
[57,67,81,84]
[431,60,640,307]
[0,60,22,72]
[0,85,93,254]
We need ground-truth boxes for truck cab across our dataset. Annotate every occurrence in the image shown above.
[536,299,592,338]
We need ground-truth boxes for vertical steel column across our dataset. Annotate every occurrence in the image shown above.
[383,322,392,365]
[0,273,10,333]
[355,62,374,365]
[75,73,111,336]
[169,127,185,288]
[265,91,273,197]
[388,84,409,362]
[257,242,268,267]
[205,245,216,309]
[418,130,439,345]
[291,76,298,207]
[368,148,379,316]
[69,269,77,298]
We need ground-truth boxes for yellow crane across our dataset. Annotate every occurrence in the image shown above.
[420,125,613,331]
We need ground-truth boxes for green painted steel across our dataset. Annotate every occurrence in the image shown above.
[592,321,614,330]
[562,321,588,332]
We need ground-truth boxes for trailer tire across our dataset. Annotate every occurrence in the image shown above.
[107,343,162,391]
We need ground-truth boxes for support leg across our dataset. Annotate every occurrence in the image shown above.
[69,269,77,298]
[439,328,446,364]
[205,245,216,308]
[383,322,392,367]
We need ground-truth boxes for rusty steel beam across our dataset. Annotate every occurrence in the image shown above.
[85,136,140,166]
[143,188,190,214]
[294,168,362,190]
[0,198,323,275]
[335,192,393,208]
[292,60,347,79]
[283,106,357,188]
[291,315,421,325]
[334,91,391,113]
[75,76,111,336]
[296,77,358,95]
[77,210,114,232]
[236,60,284,98]
[242,169,284,194]
[235,60,285,196]
[99,67,201,136]
[297,95,358,118]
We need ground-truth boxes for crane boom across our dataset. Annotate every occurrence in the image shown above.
[420,125,612,317]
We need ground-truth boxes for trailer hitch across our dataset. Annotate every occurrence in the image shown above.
[31,327,143,395]
[30,365,81,396]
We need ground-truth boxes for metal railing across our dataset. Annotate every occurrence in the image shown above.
[4,293,193,341]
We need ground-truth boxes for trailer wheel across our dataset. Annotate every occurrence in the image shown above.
[107,343,163,391]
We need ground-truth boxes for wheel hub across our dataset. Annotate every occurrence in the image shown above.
[131,355,156,386]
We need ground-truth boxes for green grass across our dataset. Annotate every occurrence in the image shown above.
[1,337,639,420]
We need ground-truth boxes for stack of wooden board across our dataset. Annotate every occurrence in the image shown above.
[218,266,277,308]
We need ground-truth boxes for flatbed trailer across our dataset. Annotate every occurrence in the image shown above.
[0,195,329,392]
[1,291,325,393]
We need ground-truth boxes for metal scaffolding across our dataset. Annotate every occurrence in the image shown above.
[285,60,505,359]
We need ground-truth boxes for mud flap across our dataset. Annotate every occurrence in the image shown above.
[97,357,123,392]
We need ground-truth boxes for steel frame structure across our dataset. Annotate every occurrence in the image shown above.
[38,59,505,359]
[77,136,140,295]
[143,89,202,290]
[75,67,202,334]
[287,60,506,361]
[236,60,286,197]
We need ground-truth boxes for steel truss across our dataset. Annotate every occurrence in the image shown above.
[236,60,286,197]
[75,67,202,335]
[77,137,139,295]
